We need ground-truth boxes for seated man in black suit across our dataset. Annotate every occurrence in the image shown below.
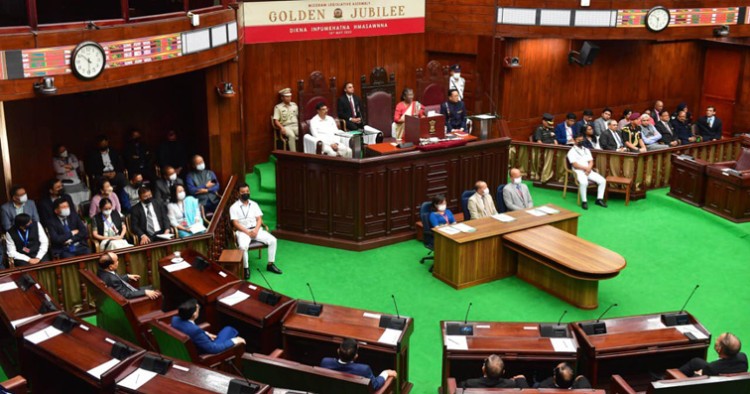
[38,179,76,228]
[337,82,364,131]
[153,166,183,206]
[461,354,529,389]
[96,252,161,299]
[130,186,172,245]
[679,332,748,377]
[85,134,127,198]
[537,362,591,389]
[694,106,723,142]
[47,198,91,258]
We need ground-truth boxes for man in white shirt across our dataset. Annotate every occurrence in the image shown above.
[309,102,353,158]
[230,183,281,280]
[449,64,465,100]
[468,180,498,219]
[566,134,607,210]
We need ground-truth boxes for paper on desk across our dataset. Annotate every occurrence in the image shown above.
[172,364,190,372]
[491,213,516,223]
[11,314,40,329]
[378,328,402,345]
[526,208,547,217]
[537,206,560,214]
[189,222,207,234]
[550,338,576,352]
[437,226,461,235]
[118,368,158,390]
[219,290,250,306]
[0,281,18,292]
[156,233,174,240]
[163,261,191,273]
[452,223,476,233]
[675,325,709,340]
[87,358,120,379]
[445,335,469,350]
[25,325,63,344]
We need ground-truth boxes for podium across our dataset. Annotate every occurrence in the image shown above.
[404,114,445,144]
[468,114,497,140]
[668,154,708,207]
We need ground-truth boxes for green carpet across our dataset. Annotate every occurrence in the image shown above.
[244,160,750,393]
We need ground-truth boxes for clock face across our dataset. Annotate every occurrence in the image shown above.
[646,7,670,32]
[71,42,106,80]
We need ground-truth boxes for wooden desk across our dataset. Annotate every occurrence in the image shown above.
[157,249,241,327]
[17,314,145,393]
[703,164,750,223]
[441,321,579,394]
[572,312,711,389]
[432,204,579,290]
[215,281,295,354]
[366,134,479,157]
[217,249,244,279]
[503,225,626,309]
[115,352,271,394]
[668,155,709,207]
[282,302,414,394]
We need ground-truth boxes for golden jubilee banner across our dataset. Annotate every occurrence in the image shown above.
[242,0,425,44]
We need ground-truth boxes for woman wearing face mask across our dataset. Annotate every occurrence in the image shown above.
[581,124,599,150]
[52,144,89,208]
[89,178,122,218]
[428,195,456,229]
[168,184,205,238]
[92,198,132,251]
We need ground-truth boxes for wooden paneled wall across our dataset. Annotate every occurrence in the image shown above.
[725,44,750,134]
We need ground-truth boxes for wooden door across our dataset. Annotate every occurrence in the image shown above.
[700,47,742,137]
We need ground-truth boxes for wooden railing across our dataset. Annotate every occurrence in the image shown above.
[0,175,237,314]
[510,137,749,198]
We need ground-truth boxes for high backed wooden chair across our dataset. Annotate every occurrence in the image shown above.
[271,116,289,151]
[416,60,450,108]
[562,157,581,205]
[147,317,244,371]
[360,67,397,139]
[242,350,395,394]
[78,268,170,347]
[298,71,348,153]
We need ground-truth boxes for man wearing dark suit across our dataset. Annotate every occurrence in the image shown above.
[671,110,696,144]
[321,338,397,390]
[461,354,529,389]
[655,110,680,147]
[171,299,245,354]
[695,106,723,141]
[153,166,184,206]
[440,89,467,132]
[96,252,160,299]
[1,185,40,232]
[86,135,128,198]
[554,113,577,145]
[573,109,594,137]
[537,362,592,389]
[337,82,364,131]
[598,120,627,152]
[122,129,155,181]
[38,179,76,228]
[47,199,91,258]
[679,332,748,377]
[130,186,172,245]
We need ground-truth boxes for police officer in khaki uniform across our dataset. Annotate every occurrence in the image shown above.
[273,88,299,152]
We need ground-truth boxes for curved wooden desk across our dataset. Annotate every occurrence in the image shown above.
[503,225,626,309]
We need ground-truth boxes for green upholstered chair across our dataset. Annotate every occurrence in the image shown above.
[147,318,244,371]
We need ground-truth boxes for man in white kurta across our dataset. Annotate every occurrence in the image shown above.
[230,183,282,279]
[566,134,607,210]
[309,103,352,158]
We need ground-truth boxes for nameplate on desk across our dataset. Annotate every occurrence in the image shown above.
[218,271,228,278]
[445,335,469,350]
[537,205,560,214]
[118,368,157,390]
[675,325,708,340]
[172,364,190,372]
[378,328,402,346]
[363,312,381,319]
[163,261,191,273]
[550,337,576,352]
[219,290,251,306]
[0,281,18,292]
[25,325,63,344]
[87,358,120,379]
[10,314,40,329]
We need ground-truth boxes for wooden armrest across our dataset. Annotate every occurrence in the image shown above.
[198,322,211,331]
[198,341,245,368]
[610,374,637,394]
[1,375,27,394]
[268,348,284,358]
[446,377,458,394]
[374,375,395,394]
[665,368,688,380]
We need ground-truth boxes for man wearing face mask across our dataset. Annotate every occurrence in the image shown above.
[154,165,184,206]
[38,179,76,229]
[85,135,127,197]
[502,168,534,211]
[123,129,155,181]
[122,172,144,213]
[449,64,465,100]
[468,181,498,219]
[5,213,49,267]
[230,183,281,279]
[47,199,91,258]
[130,186,172,245]
[186,155,221,212]
[567,135,607,210]
[1,185,40,232]
[52,144,89,207]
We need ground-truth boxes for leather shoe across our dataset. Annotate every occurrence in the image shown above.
[581,202,588,210]
[595,199,608,208]
[243,268,250,280]
[267,264,283,274]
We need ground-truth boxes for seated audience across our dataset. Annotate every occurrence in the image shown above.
[461,354,529,389]
[428,195,455,228]
[393,88,425,141]
[186,155,221,212]
[230,183,281,279]
[123,172,144,211]
[89,179,122,218]
[640,114,668,151]
[337,82,364,131]
[47,199,91,258]
[320,338,397,390]
[92,198,132,251]
[673,102,693,124]
[533,113,557,144]
[567,134,607,210]
[172,299,245,354]
[503,168,534,211]
[573,109,593,137]
[1,185,40,232]
[581,124,599,150]
[154,165,183,206]
[678,332,747,377]
[537,362,592,389]
[593,108,612,137]
[598,120,627,152]
[309,102,353,158]
[618,109,632,130]
[695,106,723,142]
[168,184,205,238]
[5,213,49,266]
[157,130,188,175]
[653,100,664,117]
[642,109,656,125]
[468,180,497,219]
[122,129,155,181]
[554,113,577,145]
[655,111,680,147]
[130,186,172,245]
[85,135,127,200]
[38,179,75,228]
[274,88,300,152]
[440,89,467,132]
[52,144,89,207]
[671,110,696,144]
[96,252,160,299]
[621,113,647,153]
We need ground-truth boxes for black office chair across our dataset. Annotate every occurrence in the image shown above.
[419,201,434,272]
[460,190,474,220]
[495,184,508,213]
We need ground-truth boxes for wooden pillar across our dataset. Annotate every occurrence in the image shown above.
[205,60,245,185]
[0,102,11,200]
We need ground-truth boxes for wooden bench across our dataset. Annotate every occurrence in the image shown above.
[605,175,634,206]
[447,378,604,394]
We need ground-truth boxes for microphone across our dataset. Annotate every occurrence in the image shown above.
[379,295,406,330]
[484,92,499,117]
[255,268,280,306]
[17,273,36,291]
[558,310,568,326]
[392,294,401,319]
[464,302,472,325]
[596,303,618,322]
[225,356,261,394]
[296,282,323,316]
[140,330,174,375]
[446,302,474,336]
[579,304,617,335]
[539,310,569,338]
[662,285,699,326]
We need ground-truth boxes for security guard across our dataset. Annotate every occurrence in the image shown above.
[533,113,557,144]
[449,64,465,100]
[440,89,467,132]
[273,88,299,152]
